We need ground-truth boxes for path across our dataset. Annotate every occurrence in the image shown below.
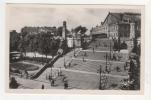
[21,61,128,79]
[12,75,64,89]
[72,57,125,64]
[81,49,129,54]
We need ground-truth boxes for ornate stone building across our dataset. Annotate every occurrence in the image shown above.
[91,12,141,40]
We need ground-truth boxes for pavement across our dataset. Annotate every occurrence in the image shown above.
[11,75,64,89]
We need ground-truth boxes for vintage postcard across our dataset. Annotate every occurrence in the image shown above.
[5,4,145,94]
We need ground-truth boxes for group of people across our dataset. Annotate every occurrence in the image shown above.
[64,62,72,69]
[42,69,69,89]
[41,77,69,89]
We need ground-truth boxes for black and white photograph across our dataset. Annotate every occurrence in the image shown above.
[6,4,144,92]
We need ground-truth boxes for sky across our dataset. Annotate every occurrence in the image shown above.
[7,5,141,33]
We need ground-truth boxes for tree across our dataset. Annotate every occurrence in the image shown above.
[51,38,60,57]
[57,26,63,36]
[74,26,87,49]
[38,32,53,59]
[9,77,19,89]
[10,30,20,52]
[28,34,38,57]
[18,31,29,57]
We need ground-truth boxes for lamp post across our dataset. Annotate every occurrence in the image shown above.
[59,67,62,76]
[73,38,76,57]
[109,39,112,60]
[118,24,121,52]
[64,56,66,68]
[105,53,108,72]
[51,66,52,78]
[99,65,102,89]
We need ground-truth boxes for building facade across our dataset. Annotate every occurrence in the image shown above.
[91,12,141,40]
[61,21,82,48]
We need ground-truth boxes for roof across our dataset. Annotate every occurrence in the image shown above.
[102,12,121,25]
[102,12,141,25]
[110,13,123,20]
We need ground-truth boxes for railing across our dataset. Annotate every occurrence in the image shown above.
[30,53,62,79]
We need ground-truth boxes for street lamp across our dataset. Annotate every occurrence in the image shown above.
[118,24,121,52]
[73,38,76,57]
[109,39,112,60]
[99,65,102,89]
[50,66,53,78]
[64,56,66,68]
[105,53,108,72]
[59,67,62,76]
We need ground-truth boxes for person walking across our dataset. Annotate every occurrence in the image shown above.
[48,75,52,81]
[24,70,28,79]
[93,47,95,54]
[83,56,85,62]
[51,79,55,86]
[62,76,66,82]
[84,52,87,57]
[68,62,71,68]
[41,84,44,89]
[64,81,68,89]
[124,62,127,71]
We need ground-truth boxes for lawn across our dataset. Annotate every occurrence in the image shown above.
[10,62,39,71]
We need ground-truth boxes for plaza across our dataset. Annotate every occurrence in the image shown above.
[9,10,141,90]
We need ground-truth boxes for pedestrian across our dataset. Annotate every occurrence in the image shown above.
[59,70,63,76]
[113,53,116,61]
[25,70,28,79]
[105,67,110,74]
[62,76,66,82]
[83,56,85,62]
[46,74,48,80]
[124,63,127,71]
[64,81,68,89]
[20,71,23,78]
[41,84,44,89]
[68,62,71,68]
[84,52,87,57]
[64,63,67,68]
[95,44,97,48]
[48,75,52,81]
[99,42,100,46]
[58,70,60,76]
[93,47,95,54]
[51,79,55,86]
[116,66,120,72]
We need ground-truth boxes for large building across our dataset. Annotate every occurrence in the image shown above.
[91,12,141,40]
